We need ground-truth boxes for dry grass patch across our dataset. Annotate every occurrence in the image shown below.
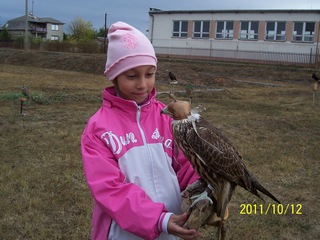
[1,62,319,239]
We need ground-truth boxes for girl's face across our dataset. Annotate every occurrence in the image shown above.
[114,65,156,104]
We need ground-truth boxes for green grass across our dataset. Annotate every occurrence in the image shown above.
[1,62,319,239]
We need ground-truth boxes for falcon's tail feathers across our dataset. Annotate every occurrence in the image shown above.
[252,179,281,204]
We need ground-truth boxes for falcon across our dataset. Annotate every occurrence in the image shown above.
[168,71,178,84]
[312,72,319,82]
[161,97,281,239]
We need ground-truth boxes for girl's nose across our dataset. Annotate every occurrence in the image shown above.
[136,77,147,88]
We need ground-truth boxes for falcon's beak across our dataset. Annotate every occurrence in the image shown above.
[160,106,173,117]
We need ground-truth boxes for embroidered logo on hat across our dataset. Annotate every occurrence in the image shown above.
[121,33,138,49]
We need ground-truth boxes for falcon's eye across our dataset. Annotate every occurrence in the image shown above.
[168,106,175,113]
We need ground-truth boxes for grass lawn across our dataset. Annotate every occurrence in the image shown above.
[1,57,319,239]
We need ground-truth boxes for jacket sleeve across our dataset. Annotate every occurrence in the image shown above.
[171,142,200,192]
[81,125,167,240]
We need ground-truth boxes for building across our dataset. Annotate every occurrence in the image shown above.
[1,13,64,41]
[148,9,320,64]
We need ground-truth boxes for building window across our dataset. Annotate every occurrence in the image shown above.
[215,21,233,39]
[51,24,59,31]
[51,35,59,41]
[193,21,210,38]
[265,21,286,41]
[172,21,188,38]
[240,21,259,40]
[293,22,315,42]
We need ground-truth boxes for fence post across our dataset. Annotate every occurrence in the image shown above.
[312,82,318,107]
[309,48,313,67]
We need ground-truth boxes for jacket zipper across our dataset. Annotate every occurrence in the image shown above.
[136,106,146,144]
[136,104,160,200]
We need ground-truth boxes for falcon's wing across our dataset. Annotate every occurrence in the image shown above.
[185,116,252,190]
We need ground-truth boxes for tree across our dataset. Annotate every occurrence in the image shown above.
[0,28,12,40]
[67,17,95,43]
[96,26,108,38]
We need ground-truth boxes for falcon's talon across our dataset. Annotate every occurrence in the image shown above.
[190,190,213,207]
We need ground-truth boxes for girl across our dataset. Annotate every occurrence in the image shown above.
[81,21,199,240]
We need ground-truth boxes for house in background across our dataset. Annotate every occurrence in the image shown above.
[1,13,64,41]
[148,9,320,64]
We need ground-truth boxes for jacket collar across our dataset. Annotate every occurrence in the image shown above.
[102,86,157,112]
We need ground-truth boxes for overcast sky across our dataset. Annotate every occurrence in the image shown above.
[1,0,319,33]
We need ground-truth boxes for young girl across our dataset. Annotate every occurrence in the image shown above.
[81,21,200,240]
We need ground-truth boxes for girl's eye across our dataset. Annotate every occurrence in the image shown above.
[127,74,136,79]
[146,72,155,78]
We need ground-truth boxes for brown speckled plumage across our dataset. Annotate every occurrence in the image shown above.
[161,99,280,239]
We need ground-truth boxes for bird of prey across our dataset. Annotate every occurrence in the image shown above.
[20,85,42,104]
[312,72,320,83]
[168,71,178,85]
[20,85,30,98]
[161,97,281,239]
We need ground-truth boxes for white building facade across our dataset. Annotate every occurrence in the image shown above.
[148,9,320,64]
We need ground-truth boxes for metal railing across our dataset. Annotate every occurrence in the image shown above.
[155,47,319,67]
[31,27,47,33]
[1,40,318,67]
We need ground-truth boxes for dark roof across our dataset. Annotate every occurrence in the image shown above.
[3,20,25,30]
[11,15,64,24]
[149,8,320,15]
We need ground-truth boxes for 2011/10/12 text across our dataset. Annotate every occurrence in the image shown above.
[239,203,302,215]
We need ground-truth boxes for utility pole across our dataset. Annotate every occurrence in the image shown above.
[104,13,108,53]
[24,0,29,50]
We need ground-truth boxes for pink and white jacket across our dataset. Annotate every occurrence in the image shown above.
[81,86,198,240]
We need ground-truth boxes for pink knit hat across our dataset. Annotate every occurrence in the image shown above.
[104,21,157,80]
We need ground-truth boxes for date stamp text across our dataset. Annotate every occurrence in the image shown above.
[240,203,302,215]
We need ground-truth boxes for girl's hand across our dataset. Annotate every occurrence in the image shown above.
[167,213,201,240]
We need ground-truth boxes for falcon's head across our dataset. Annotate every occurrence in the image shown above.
[161,100,191,120]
